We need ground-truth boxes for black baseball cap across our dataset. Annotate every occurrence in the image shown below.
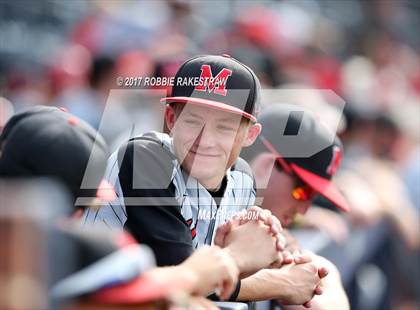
[0,106,115,204]
[256,104,349,212]
[161,54,261,122]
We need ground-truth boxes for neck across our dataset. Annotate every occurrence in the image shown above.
[200,176,224,192]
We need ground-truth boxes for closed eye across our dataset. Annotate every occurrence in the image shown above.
[184,119,202,126]
[218,125,236,132]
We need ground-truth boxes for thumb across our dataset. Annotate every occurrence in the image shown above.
[220,278,235,300]
[303,301,312,308]
[318,267,329,278]
[214,221,233,247]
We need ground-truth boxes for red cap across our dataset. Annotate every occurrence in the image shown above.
[291,164,349,212]
[91,271,193,304]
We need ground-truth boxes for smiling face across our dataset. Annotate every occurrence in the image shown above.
[252,154,312,227]
[165,103,261,190]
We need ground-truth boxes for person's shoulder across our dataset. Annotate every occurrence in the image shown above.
[117,131,176,163]
[116,132,178,185]
[231,156,253,179]
[229,157,256,204]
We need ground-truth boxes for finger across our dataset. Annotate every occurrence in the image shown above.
[318,267,329,278]
[273,232,287,251]
[266,216,281,237]
[263,209,272,216]
[214,285,222,298]
[302,255,313,263]
[276,238,286,252]
[269,257,283,268]
[282,251,294,264]
[270,214,283,232]
[213,227,225,247]
[220,279,235,300]
[266,214,274,227]
[270,225,279,235]
[293,251,312,264]
[224,220,234,231]
[214,222,231,247]
[262,210,273,225]
[278,233,287,246]
[221,271,238,300]
[293,256,306,264]
[255,209,270,226]
[303,301,312,308]
[256,211,268,224]
[263,214,283,237]
[314,285,323,295]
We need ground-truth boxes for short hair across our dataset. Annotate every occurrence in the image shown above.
[240,135,266,164]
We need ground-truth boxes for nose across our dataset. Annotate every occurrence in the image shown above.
[194,124,217,149]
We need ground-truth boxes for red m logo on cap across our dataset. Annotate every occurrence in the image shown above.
[195,65,232,96]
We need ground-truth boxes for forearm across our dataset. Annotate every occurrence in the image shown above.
[236,269,290,301]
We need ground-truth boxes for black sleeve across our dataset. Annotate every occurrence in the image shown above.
[118,138,193,266]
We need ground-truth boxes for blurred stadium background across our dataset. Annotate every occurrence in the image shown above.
[0,1,419,309]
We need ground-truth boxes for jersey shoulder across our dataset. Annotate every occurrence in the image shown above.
[117,132,177,189]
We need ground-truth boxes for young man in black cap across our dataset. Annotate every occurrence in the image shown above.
[237,103,349,309]
[83,55,327,303]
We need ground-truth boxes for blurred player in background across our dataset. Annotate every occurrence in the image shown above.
[234,104,350,309]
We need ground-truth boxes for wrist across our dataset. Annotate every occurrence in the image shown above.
[177,263,200,294]
[262,268,293,304]
[237,268,287,301]
[256,268,293,302]
[223,246,247,275]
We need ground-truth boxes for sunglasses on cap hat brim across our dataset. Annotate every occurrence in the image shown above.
[258,135,349,211]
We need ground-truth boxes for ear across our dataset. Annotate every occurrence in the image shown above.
[250,152,276,189]
[164,105,176,132]
[242,122,262,147]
